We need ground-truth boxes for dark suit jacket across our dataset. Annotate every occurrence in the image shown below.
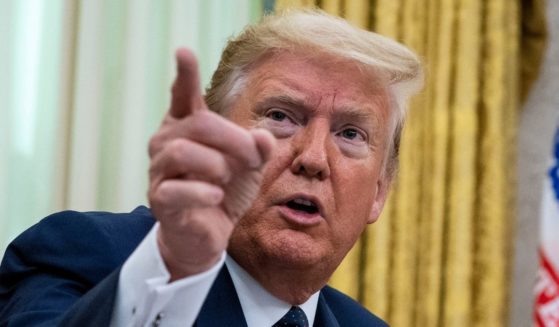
[0,207,387,326]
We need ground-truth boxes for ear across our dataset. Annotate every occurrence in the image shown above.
[366,175,392,224]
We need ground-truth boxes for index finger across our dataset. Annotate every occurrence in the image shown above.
[170,48,207,119]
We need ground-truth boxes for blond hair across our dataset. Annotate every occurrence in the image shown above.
[206,9,423,176]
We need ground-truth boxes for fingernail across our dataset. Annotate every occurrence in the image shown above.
[210,189,224,204]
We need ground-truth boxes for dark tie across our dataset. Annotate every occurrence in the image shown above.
[272,306,309,327]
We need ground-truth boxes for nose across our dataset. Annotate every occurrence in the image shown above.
[290,121,331,180]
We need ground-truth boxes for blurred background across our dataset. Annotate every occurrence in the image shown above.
[0,0,557,326]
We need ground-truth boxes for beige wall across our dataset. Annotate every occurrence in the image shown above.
[511,0,559,325]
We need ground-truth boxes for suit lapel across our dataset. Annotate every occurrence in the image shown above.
[194,266,248,327]
[313,291,340,327]
[195,267,340,327]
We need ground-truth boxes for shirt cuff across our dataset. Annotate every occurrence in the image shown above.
[110,222,226,327]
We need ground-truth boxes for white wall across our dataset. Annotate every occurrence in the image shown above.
[511,0,559,325]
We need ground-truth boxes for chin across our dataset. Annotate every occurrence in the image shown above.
[230,209,335,271]
[258,228,331,269]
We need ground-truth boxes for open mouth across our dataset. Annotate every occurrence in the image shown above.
[285,198,319,215]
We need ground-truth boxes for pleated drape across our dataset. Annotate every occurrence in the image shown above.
[0,0,263,249]
[275,0,546,326]
[67,0,263,212]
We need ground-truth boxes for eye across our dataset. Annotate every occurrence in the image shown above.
[268,110,287,121]
[261,109,298,138]
[338,127,365,141]
[341,129,358,140]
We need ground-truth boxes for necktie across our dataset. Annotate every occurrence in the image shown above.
[272,306,309,327]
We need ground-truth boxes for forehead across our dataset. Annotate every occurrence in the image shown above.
[242,51,391,117]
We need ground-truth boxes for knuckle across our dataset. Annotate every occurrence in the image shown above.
[148,169,162,192]
[148,187,164,208]
[210,156,230,181]
[151,183,169,202]
[166,138,189,163]
[148,162,158,180]
[184,115,205,135]
[187,111,223,136]
[148,133,164,157]
[150,183,180,213]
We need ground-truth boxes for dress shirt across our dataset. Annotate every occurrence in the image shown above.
[225,255,318,327]
[110,223,225,327]
[110,223,319,327]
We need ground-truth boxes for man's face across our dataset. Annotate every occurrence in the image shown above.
[227,51,393,273]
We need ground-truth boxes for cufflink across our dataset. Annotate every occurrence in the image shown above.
[152,312,165,327]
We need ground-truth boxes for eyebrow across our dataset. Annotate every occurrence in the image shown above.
[254,94,306,110]
[332,106,375,123]
[255,94,374,119]
[252,94,309,119]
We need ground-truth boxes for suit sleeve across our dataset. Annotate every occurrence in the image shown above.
[0,209,153,326]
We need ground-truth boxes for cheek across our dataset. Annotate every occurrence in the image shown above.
[329,190,374,250]
[332,162,380,227]
[258,138,293,188]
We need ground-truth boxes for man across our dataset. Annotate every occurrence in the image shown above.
[0,9,422,326]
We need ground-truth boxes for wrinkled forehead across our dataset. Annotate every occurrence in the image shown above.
[241,50,393,120]
[246,49,390,93]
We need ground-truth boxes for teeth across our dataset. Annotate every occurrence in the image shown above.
[293,198,315,207]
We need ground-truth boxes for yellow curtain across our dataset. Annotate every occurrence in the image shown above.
[275,0,547,326]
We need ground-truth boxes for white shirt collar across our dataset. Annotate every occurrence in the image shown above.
[225,254,319,327]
